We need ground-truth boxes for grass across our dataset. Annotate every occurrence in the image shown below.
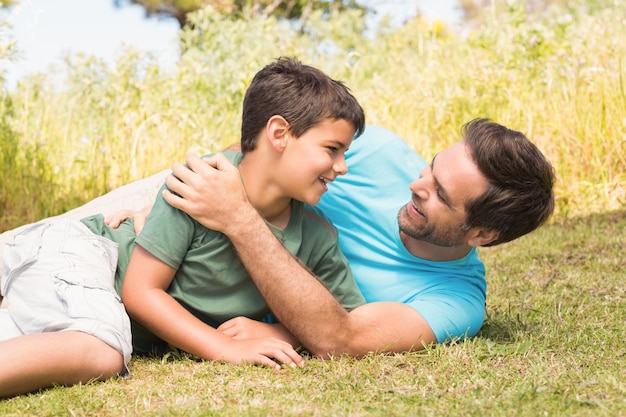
[1,210,624,416]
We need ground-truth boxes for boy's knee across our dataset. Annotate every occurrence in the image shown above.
[95,353,124,380]
[91,344,125,380]
[74,332,126,381]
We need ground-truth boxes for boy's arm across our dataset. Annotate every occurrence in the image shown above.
[162,153,438,357]
[122,245,304,368]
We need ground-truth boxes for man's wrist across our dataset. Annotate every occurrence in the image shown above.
[223,202,264,237]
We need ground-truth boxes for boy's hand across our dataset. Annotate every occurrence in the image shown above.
[104,204,152,234]
[218,317,301,351]
[222,337,305,370]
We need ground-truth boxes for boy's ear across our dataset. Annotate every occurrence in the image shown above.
[467,228,499,247]
[266,115,290,152]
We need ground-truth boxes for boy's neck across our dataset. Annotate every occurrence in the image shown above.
[238,152,292,229]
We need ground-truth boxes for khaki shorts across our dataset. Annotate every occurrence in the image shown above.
[0,168,169,277]
[0,220,132,376]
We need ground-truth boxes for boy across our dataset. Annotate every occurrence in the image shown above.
[0,57,366,397]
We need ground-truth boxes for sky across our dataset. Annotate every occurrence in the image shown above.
[3,0,460,89]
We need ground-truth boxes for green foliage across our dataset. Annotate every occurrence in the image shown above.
[116,0,366,28]
[0,93,77,231]
[0,18,59,229]
[1,0,625,231]
[0,17,18,82]
[0,0,17,9]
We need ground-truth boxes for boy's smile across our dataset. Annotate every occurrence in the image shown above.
[280,118,355,206]
[318,176,332,191]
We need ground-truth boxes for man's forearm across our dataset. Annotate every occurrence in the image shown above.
[225,204,353,357]
[161,153,359,356]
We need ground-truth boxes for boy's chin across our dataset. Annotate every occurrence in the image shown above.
[304,195,323,206]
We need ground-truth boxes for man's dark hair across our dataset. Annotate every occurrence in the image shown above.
[463,118,555,246]
[240,57,365,153]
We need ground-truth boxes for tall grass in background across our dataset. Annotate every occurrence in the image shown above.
[1,0,624,231]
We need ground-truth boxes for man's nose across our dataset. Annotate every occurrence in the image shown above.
[410,168,432,199]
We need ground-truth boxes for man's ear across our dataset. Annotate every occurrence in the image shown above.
[266,115,290,152]
[467,228,499,247]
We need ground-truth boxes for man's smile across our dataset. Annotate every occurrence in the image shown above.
[407,199,426,219]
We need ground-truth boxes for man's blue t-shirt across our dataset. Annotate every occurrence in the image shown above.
[318,125,486,343]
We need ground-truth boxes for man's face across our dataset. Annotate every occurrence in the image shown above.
[397,141,489,248]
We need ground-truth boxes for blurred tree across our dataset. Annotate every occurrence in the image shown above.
[459,0,598,20]
[114,0,366,29]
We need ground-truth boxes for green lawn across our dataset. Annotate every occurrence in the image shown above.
[1,210,624,416]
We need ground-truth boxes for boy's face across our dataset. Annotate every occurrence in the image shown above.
[280,118,355,206]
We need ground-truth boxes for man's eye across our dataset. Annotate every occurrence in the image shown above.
[436,189,446,203]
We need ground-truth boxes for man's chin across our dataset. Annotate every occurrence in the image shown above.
[398,223,428,242]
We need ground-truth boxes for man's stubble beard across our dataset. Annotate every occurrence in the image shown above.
[397,206,470,248]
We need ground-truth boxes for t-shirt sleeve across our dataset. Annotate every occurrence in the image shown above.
[406,285,486,343]
[297,205,366,311]
[312,238,366,311]
[135,184,196,269]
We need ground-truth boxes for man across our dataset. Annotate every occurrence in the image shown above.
[157,118,555,356]
[1,119,555,357]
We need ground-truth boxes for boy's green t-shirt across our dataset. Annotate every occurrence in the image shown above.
[82,152,365,353]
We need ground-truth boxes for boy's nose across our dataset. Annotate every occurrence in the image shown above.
[334,156,348,175]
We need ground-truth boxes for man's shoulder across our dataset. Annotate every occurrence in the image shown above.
[355,125,408,149]
[349,125,427,168]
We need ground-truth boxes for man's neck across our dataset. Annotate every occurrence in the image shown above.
[400,231,472,262]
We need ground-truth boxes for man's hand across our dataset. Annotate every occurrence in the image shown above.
[162,153,254,234]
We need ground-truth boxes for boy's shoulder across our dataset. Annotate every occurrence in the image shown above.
[202,151,242,166]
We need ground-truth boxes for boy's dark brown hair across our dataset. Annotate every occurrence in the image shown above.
[240,57,365,153]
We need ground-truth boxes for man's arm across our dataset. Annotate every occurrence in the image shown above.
[162,153,437,357]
